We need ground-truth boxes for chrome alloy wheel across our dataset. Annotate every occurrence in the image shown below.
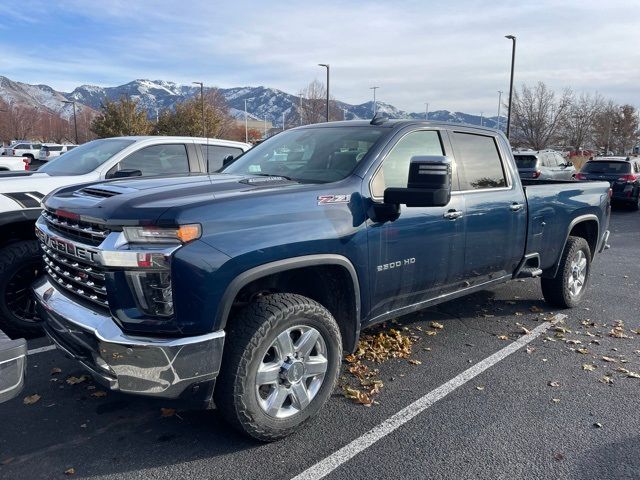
[255,325,328,419]
[568,249,587,297]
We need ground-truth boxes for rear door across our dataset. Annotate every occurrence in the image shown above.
[449,130,527,284]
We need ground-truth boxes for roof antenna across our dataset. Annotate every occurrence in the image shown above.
[370,112,386,125]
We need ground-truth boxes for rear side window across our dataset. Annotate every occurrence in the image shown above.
[201,145,244,172]
[514,155,537,169]
[116,144,190,176]
[46,146,63,152]
[452,132,506,190]
[581,162,631,174]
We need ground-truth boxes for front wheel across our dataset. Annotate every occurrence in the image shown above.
[541,236,591,308]
[215,293,342,441]
[0,240,43,337]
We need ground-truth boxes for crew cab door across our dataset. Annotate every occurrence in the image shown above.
[365,128,465,320]
[104,143,199,178]
[448,130,527,284]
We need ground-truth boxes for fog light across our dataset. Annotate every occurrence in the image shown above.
[126,271,174,317]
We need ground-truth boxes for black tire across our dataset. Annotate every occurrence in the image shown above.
[631,194,640,211]
[541,236,591,309]
[0,240,43,337]
[215,293,342,441]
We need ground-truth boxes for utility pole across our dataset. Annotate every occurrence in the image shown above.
[480,112,484,127]
[298,91,304,126]
[497,90,503,131]
[318,64,330,122]
[244,99,248,143]
[282,112,285,131]
[425,102,429,120]
[505,35,516,139]
[62,100,78,144]
[264,116,267,138]
[192,82,205,138]
[370,86,379,116]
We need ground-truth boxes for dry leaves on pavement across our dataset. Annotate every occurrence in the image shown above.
[66,375,89,385]
[23,394,41,405]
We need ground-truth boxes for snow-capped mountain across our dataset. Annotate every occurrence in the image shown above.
[0,76,504,129]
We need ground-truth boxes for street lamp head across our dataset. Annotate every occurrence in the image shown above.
[505,34,516,40]
[318,63,329,68]
[192,81,203,85]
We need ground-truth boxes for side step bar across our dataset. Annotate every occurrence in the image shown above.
[513,253,542,279]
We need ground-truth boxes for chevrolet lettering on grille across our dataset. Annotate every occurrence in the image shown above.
[36,227,99,263]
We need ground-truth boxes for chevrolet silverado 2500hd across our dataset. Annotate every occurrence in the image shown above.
[32,120,610,440]
[0,136,250,336]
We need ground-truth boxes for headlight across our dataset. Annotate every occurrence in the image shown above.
[126,270,174,317]
[123,224,201,244]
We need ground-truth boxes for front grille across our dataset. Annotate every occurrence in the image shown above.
[42,244,108,308]
[42,210,110,246]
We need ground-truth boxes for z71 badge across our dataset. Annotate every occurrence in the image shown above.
[317,194,351,205]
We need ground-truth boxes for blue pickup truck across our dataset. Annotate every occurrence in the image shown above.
[32,120,610,440]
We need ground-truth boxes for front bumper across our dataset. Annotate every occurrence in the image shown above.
[33,277,225,400]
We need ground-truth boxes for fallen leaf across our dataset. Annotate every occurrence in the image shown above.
[565,339,582,345]
[551,398,560,403]
[582,364,597,371]
[601,356,617,363]
[23,394,41,405]
[526,346,535,354]
[50,367,62,375]
[520,326,530,335]
[482,314,495,318]
[599,375,613,384]
[430,321,444,330]
[160,408,176,417]
[91,391,107,398]
[497,335,509,340]
[424,330,437,336]
[593,422,603,429]
[548,381,560,387]
[530,305,544,313]
[554,453,565,461]
[576,348,589,354]
[342,386,375,406]
[64,467,75,476]
[408,359,422,365]
[627,371,640,379]
[66,375,89,385]
[476,385,485,391]
[555,326,570,334]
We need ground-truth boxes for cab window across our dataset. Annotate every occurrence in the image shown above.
[110,144,189,177]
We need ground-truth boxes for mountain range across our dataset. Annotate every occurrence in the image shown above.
[0,76,504,130]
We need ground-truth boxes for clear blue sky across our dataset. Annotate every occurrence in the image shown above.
[1,0,639,114]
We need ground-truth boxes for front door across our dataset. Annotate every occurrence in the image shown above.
[366,129,465,320]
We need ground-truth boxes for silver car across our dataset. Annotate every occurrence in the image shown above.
[514,149,576,181]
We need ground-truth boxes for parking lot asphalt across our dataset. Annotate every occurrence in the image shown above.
[1,209,638,480]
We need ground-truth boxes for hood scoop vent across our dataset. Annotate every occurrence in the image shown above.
[239,176,292,186]
[78,187,122,198]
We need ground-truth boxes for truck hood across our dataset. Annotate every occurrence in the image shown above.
[43,173,303,226]
[0,171,79,194]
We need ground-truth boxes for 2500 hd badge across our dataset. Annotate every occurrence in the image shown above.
[377,258,416,272]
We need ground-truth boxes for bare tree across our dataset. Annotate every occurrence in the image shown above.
[297,80,342,125]
[511,82,571,150]
[561,91,603,150]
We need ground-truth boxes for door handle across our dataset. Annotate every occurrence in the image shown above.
[510,203,524,212]
[443,209,463,220]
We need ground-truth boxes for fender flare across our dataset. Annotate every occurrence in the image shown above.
[215,254,361,332]
[546,213,599,278]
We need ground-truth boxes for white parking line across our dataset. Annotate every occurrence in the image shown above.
[292,321,553,480]
[27,345,57,355]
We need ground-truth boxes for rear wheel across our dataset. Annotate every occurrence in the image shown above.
[215,293,342,441]
[541,236,591,308]
[0,241,43,337]
[632,193,640,211]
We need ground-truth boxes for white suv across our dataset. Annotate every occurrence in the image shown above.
[2,142,42,160]
[38,144,76,162]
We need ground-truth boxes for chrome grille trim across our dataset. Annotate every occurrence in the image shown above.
[42,210,109,246]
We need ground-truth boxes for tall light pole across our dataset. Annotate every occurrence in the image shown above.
[298,91,304,126]
[370,86,379,116]
[318,64,330,122]
[244,99,249,143]
[496,90,503,131]
[62,100,78,144]
[282,112,285,131]
[480,112,484,127]
[425,102,429,120]
[192,82,205,138]
[505,35,516,139]
[264,116,267,138]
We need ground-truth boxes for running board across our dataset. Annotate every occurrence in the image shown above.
[514,253,542,278]
[516,267,543,278]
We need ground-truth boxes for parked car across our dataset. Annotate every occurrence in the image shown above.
[0,155,29,171]
[514,149,576,180]
[0,328,26,404]
[576,157,640,210]
[31,144,78,169]
[0,136,250,337]
[2,142,42,161]
[33,120,611,441]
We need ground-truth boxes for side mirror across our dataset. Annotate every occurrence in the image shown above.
[383,156,452,207]
[110,169,142,179]
[222,155,235,168]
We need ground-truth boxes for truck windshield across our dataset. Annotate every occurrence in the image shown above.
[581,161,631,174]
[514,155,538,169]
[38,139,135,175]
[222,126,385,183]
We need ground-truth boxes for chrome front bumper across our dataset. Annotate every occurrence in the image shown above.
[33,277,225,400]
